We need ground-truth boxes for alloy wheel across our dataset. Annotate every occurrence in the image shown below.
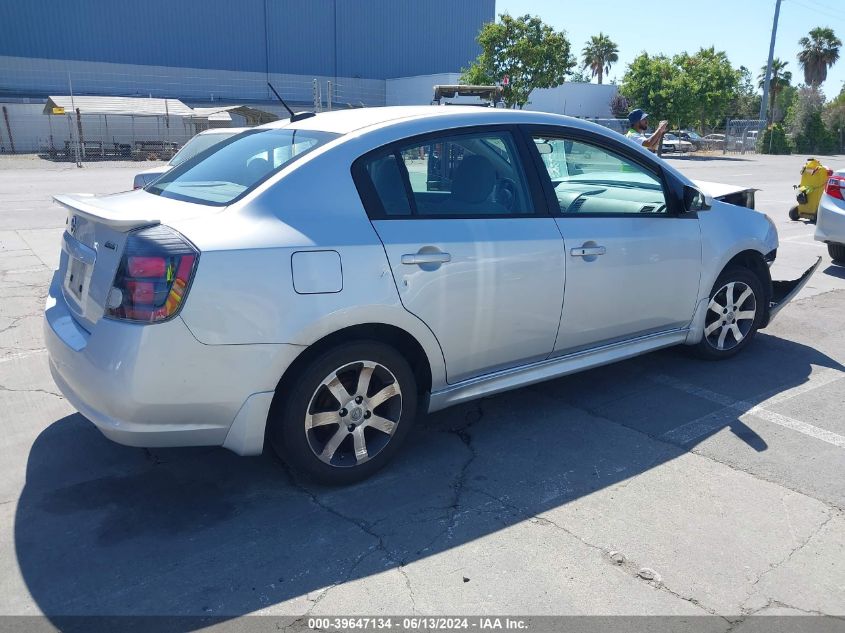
[305,361,402,468]
[703,281,757,351]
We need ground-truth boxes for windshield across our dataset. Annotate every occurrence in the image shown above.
[169,131,241,167]
[149,128,338,206]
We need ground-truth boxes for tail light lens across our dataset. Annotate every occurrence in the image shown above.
[106,225,199,323]
[826,175,845,201]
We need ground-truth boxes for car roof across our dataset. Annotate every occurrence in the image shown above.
[260,105,597,136]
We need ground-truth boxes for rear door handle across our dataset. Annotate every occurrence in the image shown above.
[570,245,606,257]
[401,252,452,265]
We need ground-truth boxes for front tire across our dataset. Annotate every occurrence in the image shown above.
[269,341,417,485]
[693,266,765,360]
[829,242,845,263]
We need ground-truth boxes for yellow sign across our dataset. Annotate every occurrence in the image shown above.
[51,107,65,115]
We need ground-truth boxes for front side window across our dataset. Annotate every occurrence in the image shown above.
[363,131,534,217]
[149,128,338,206]
[532,136,668,215]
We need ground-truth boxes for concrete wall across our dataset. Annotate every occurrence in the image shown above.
[524,83,618,118]
[0,56,386,109]
[386,73,462,106]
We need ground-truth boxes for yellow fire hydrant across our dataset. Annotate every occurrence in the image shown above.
[790,158,832,222]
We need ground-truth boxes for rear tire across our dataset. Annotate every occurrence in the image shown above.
[788,206,800,221]
[693,266,764,361]
[268,340,417,485]
[829,242,845,263]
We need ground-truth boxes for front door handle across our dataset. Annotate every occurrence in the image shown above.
[570,245,606,257]
[401,252,452,266]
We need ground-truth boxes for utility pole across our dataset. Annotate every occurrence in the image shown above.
[759,0,782,124]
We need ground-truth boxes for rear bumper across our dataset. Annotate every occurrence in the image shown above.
[815,198,845,245]
[44,271,302,454]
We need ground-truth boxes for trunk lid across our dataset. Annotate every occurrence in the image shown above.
[54,190,212,330]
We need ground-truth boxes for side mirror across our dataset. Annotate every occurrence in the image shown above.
[684,185,712,212]
[534,142,553,155]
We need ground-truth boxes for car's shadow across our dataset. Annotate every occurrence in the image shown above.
[14,333,844,624]
[823,263,845,279]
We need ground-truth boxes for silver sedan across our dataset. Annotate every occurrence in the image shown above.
[45,106,818,484]
[815,167,845,263]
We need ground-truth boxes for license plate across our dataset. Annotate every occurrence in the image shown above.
[66,256,87,301]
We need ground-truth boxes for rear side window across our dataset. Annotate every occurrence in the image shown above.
[357,130,535,218]
[148,128,338,206]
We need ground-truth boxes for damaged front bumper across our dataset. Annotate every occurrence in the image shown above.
[764,256,822,326]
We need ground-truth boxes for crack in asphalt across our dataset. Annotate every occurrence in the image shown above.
[275,459,415,615]
[689,448,845,514]
[0,383,63,399]
[744,509,839,599]
[465,484,724,617]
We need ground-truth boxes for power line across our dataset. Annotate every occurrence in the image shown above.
[793,0,840,16]
[783,0,843,23]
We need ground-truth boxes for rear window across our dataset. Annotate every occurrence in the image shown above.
[169,132,240,167]
[148,128,338,206]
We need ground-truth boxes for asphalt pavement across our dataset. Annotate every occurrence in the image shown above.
[0,152,843,629]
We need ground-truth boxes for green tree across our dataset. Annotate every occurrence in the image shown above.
[732,66,762,120]
[775,84,798,124]
[620,53,684,125]
[460,13,575,108]
[797,27,841,87]
[823,89,845,152]
[786,86,837,154]
[582,33,619,85]
[679,47,740,131]
[620,48,739,131]
[460,58,495,86]
[757,125,792,155]
[758,58,792,123]
[568,69,592,83]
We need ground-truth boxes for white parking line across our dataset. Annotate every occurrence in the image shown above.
[652,370,845,448]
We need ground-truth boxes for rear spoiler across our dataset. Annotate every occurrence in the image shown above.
[53,193,160,231]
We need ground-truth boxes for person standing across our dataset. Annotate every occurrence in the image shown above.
[626,109,668,153]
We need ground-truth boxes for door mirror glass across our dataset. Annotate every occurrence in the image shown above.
[684,185,712,212]
[534,141,553,155]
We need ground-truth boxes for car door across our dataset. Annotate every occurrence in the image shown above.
[526,128,702,355]
[353,127,565,383]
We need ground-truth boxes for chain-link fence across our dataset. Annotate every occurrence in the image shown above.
[722,119,767,155]
[0,63,385,160]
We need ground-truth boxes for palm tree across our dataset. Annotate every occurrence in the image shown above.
[797,27,841,87]
[758,58,792,122]
[582,33,619,85]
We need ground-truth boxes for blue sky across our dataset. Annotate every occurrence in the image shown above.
[495,0,845,97]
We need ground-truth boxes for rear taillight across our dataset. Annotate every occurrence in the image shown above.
[826,175,845,201]
[106,225,198,323]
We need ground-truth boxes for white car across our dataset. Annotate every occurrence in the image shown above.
[661,133,694,153]
[45,106,819,484]
[815,168,845,262]
[133,128,249,189]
